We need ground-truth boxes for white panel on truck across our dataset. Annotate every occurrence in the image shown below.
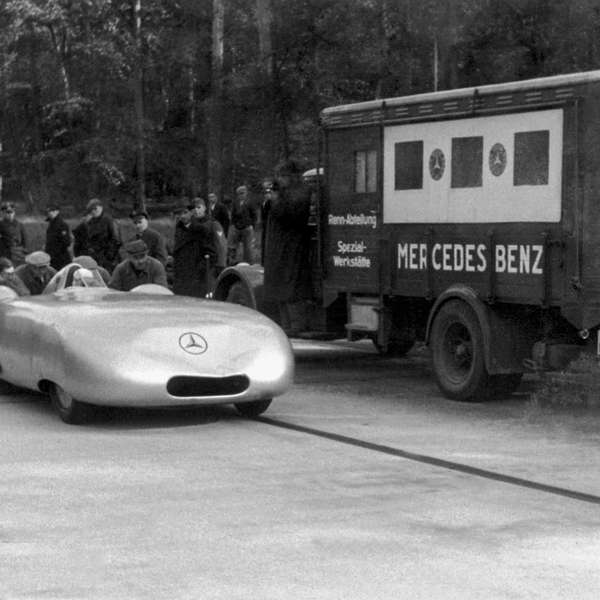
[383,108,563,223]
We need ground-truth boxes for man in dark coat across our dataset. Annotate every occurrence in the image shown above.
[15,251,56,295]
[0,202,27,265]
[73,198,120,272]
[172,198,220,298]
[129,209,168,265]
[109,239,168,292]
[262,172,311,335]
[208,192,231,237]
[259,179,273,264]
[44,204,72,270]
[227,185,257,264]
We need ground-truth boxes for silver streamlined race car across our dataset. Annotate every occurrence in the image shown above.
[0,263,293,424]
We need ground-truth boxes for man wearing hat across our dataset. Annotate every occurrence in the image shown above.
[172,197,220,297]
[129,209,168,266]
[108,239,167,292]
[0,202,27,265]
[45,203,73,270]
[73,198,121,272]
[15,251,56,295]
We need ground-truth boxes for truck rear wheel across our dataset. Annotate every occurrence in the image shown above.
[431,300,492,402]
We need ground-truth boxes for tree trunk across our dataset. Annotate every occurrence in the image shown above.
[207,0,224,197]
[133,0,146,211]
[256,0,276,170]
[46,25,71,100]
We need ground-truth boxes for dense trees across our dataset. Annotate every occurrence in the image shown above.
[1,0,600,214]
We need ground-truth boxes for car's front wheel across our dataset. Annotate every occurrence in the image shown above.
[226,282,254,308]
[234,399,272,417]
[49,383,91,425]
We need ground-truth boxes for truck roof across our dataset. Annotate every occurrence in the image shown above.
[321,69,600,120]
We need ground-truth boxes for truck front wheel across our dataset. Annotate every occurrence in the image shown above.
[431,300,491,402]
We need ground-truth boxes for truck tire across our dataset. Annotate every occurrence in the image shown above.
[431,300,492,402]
[225,282,253,307]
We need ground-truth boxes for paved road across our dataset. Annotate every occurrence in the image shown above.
[1,340,599,599]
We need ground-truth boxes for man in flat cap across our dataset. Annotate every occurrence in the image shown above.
[45,203,73,270]
[73,198,121,272]
[0,202,28,265]
[129,209,168,266]
[15,251,56,295]
[108,239,167,292]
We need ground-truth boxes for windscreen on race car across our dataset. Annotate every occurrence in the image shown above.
[43,263,108,294]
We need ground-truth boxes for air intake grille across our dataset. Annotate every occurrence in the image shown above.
[167,375,249,397]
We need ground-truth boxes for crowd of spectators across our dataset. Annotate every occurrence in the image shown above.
[0,166,315,336]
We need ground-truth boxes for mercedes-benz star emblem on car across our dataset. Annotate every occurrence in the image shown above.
[178,332,208,355]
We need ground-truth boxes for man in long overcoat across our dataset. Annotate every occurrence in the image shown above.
[0,202,27,265]
[262,174,311,334]
[45,204,73,270]
[172,198,220,298]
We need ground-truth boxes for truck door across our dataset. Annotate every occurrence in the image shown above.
[322,126,382,297]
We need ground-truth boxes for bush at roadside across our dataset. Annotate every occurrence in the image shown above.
[530,353,600,409]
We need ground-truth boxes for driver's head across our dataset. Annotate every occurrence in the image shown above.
[72,267,94,287]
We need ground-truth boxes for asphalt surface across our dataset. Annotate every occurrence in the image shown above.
[1,339,599,599]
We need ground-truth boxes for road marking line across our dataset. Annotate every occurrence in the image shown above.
[257,416,600,506]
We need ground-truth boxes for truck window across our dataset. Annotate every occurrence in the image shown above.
[394,141,423,190]
[451,136,483,188]
[355,149,377,193]
[514,130,549,186]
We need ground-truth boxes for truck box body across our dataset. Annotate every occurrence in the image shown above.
[320,71,600,332]
[214,71,600,401]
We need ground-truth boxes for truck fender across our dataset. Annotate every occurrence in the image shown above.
[425,285,526,374]
[212,264,265,310]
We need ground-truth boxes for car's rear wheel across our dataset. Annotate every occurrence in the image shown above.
[235,399,272,417]
[226,282,253,308]
[49,383,91,425]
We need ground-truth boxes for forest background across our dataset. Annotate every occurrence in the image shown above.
[2,0,600,216]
